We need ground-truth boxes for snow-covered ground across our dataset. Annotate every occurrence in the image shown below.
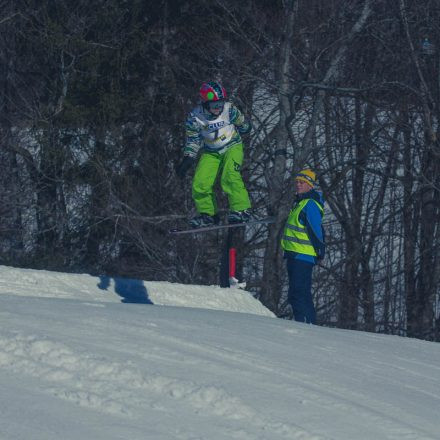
[0,265,439,440]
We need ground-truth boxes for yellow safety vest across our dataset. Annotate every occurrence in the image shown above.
[281,198,324,256]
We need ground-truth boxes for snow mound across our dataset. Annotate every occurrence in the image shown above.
[0,265,274,317]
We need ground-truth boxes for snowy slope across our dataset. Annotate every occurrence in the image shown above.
[0,265,439,440]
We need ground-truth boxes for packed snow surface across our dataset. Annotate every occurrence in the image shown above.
[0,265,439,440]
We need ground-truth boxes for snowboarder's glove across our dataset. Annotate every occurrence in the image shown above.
[176,156,195,179]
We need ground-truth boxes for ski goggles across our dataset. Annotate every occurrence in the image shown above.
[207,100,225,111]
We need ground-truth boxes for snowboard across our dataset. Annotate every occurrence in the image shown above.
[169,217,275,235]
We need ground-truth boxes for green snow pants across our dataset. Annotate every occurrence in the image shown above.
[192,143,251,215]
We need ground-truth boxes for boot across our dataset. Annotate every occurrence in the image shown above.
[189,213,220,228]
[228,209,252,224]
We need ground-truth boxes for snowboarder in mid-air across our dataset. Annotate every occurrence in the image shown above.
[176,81,253,228]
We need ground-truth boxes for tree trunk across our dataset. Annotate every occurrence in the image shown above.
[259,0,297,313]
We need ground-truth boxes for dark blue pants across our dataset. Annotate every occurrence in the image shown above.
[286,258,316,324]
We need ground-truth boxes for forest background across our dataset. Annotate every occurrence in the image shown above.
[1,0,439,341]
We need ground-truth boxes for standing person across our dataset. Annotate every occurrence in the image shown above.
[281,169,325,324]
[176,81,252,228]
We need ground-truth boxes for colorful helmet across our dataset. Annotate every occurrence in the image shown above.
[199,81,227,102]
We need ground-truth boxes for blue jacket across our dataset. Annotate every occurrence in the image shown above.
[284,189,325,264]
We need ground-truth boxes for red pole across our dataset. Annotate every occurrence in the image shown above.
[229,247,236,278]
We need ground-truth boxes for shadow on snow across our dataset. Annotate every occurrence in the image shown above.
[97,276,153,304]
